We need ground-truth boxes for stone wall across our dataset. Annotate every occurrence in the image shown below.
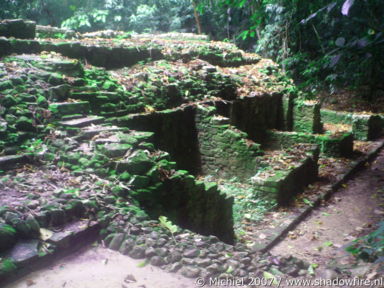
[265,130,354,157]
[282,94,294,131]
[195,105,262,179]
[0,37,257,69]
[150,172,235,244]
[252,145,319,205]
[230,93,284,143]
[113,106,201,174]
[114,104,263,180]
[321,109,383,140]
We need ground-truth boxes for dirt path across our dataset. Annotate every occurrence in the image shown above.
[271,149,384,272]
[4,246,196,288]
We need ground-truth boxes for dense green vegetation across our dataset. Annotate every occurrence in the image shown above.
[1,0,383,96]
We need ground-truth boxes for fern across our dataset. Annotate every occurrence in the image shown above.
[159,216,178,244]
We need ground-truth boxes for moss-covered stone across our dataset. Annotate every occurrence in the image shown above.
[0,37,12,57]
[101,143,132,158]
[130,175,150,189]
[195,106,262,179]
[47,84,71,101]
[293,100,322,134]
[0,19,36,39]
[230,93,284,142]
[0,80,13,91]
[265,130,353,157]
[0,224,17,252]
[1,95,18,108]
[282,93,294,130]
[49,101,90,116]
[252,146,319,205]
[321,109,383,140]
[320,109,352,125]
[116,150,154,175]
[352,114,382,141]
[15,116,35,132]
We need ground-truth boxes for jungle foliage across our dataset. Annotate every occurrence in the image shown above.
[1,0,383,95]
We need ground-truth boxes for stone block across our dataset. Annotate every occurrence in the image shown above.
[265,130,353,157]
[293,100,322,133]
[0,19,36,39]
[8,239,39,267]
[352,114,383,140]
[59,116,104,128]
[49,101,90,116]
[252,147,319,205]
[0,224,17,253]
[0,154,29,171]
[101,143,132,158]
[321,109,383,140]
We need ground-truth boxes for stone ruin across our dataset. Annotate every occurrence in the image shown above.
[0,19,383,283]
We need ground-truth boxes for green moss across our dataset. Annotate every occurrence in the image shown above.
[0,258,17,273]
[1,95,18,108]
[265,130,353,157]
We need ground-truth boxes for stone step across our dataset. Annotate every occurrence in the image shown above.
[252,144,319,205]
[0,154,29,171]
[60,114,84,121]
[70,91,98,102]
[71,86,99,93]
[59,116,105,128]
[49,101,90,116]
[71,91,120,102]
[321,109,384,140]
[99,109,133,118]
[265,129,354,158]
[3,220,100,275]
[46,84,71,101]
[100,143,133,158]
[13,54,83,77]
[74,125,128,141]
[46,220,99,249]
[7,239,39,267]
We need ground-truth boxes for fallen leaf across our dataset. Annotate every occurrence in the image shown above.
[259,233,267,239]
[373,209,384,215]
[26,279,36,286]
[323,241,333,247]
[367,271,377,280]
[124,274,137,283]
[39,228,53,241]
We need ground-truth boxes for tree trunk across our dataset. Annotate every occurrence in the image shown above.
[192,1,202,34]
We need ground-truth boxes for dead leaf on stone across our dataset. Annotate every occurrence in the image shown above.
[258,233,267,239]
[124,274,137,283]
[355,226,364,232]
[373,209,384,215]
[288,231,298,239]
[311,232,320,241]
[26,279,36,286]
[367,271,377,280]
[39,228,53,241]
